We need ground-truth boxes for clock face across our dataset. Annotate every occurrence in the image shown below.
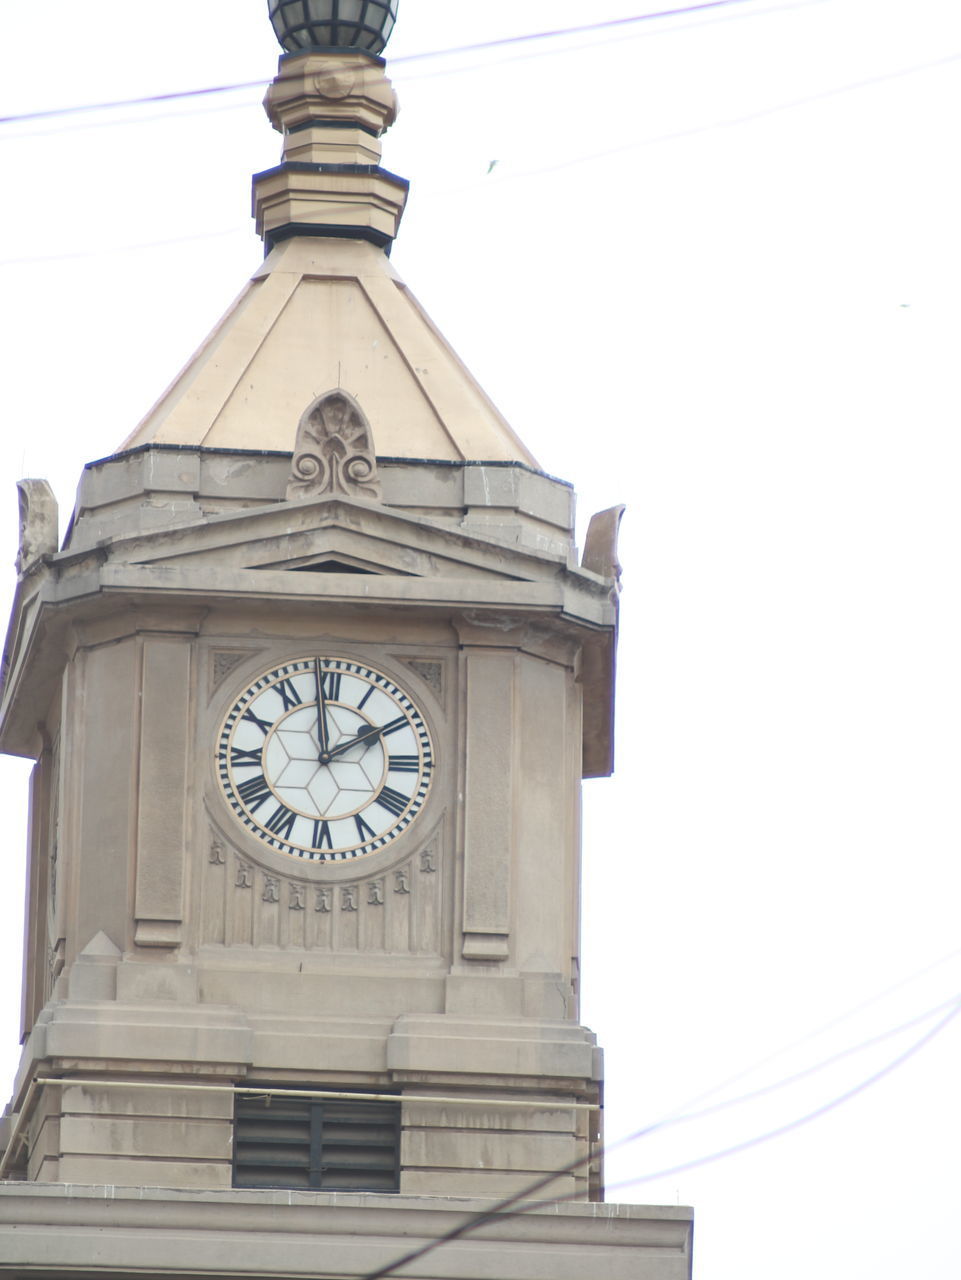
[217,657,434,861]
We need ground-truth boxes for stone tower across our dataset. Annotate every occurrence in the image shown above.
[0,7,692,1276]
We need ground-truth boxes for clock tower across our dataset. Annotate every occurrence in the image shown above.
[0,6,692,1277]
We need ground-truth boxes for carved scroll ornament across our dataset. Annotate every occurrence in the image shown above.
[581,504,626,593]
[16,478,58,577]
[286,390,381,502]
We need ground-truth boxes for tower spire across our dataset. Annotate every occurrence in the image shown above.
[0,5,692,1275]
[115,1,537,464]
[258,1,405,251]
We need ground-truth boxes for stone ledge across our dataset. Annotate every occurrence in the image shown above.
[0,1184,693,1280]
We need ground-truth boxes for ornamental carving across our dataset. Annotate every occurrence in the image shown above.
[313,68,357,101]
[16,479,58,577]
[286,390,381,503]
[341,886,358,912]
[368,879,385,906]
[582,504,626,594]
[202,827,445,954]
[406,659,444,700]
[212,650,256,692]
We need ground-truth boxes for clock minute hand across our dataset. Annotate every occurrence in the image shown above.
[315,658,331,761]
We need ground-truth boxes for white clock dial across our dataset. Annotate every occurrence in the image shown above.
[217,657,433,861]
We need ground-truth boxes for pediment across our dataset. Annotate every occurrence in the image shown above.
[117,495,560,585]
[282,555,385,576]
[255,548,404,577]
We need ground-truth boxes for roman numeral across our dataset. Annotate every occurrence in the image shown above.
[264,804,297,839]
[241,707,272,735]
[355,814,377,842]
[357,685,374,710]
[312,819,333,850]
[275,679,302,711]
[230,746,263,768]
[381,715,408,737]
[237,774,273,813]
[388,754,420,774]
[375,785,410,818]
[322,670,342,700]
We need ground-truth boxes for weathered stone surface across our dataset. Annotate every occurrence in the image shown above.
[0,1185,694,1280]
[0,31,627,1237]
[15,479,57,577]
[115,238,541,466]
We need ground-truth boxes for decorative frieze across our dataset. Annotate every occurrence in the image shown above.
[203,832,444,957]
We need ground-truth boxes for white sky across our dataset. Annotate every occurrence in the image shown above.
[1,2,960,1277]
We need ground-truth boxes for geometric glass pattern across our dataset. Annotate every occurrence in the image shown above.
[268,0,398,55]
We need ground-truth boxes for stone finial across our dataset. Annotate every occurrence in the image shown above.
[255,51,407,249]
[286,390,382,502]
[16,479,58,577]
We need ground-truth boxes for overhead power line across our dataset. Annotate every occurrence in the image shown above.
[657,991,961,1130]
[402,0,828,84]
[0,0,822,147]
[395,0,761,61]
[4,41,957,269]
[355,991,961,1280]
[0,226,251,269]
[603,995,961,1197]
[0,0,825,143]
[0,1,761,126]
[664,943,961,1119]
[453,47,961,189]
[0,77,266,127]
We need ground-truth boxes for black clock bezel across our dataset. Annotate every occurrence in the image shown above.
[216,654,435,863]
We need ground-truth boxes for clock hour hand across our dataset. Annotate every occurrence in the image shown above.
[323,722,384,763]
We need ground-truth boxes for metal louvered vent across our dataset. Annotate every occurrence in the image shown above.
[233,1095,401,1192]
